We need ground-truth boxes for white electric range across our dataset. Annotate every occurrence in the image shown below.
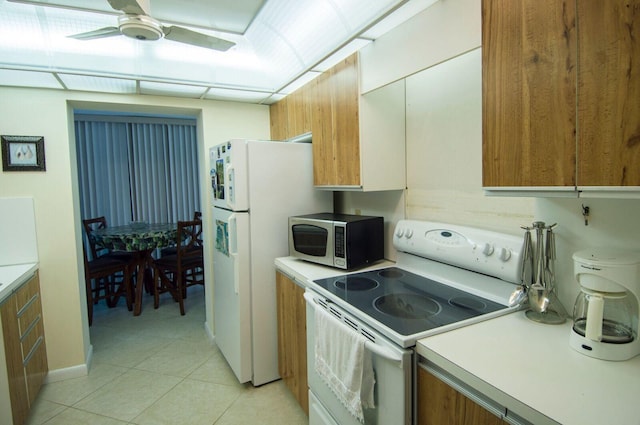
[300,220,526,425]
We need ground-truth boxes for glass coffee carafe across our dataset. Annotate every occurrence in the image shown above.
[572,288,636,344]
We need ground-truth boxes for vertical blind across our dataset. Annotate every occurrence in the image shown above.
[75,114,200,227]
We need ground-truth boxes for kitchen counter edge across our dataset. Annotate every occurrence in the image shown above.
[0,263,39,305]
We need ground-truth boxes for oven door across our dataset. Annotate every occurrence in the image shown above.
[305,289,413,425]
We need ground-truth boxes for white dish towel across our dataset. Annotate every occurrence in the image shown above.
[314,306,375,423]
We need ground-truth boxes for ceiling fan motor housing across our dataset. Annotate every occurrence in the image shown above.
[117,14,163,40]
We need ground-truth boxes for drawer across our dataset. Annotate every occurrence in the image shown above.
[17,293,41,338]
[21,315,44,363]
[14,273,39,312]
[24,334,47,406]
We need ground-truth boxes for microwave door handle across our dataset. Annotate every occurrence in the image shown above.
[303,292,405,367]
[229,214,239,295]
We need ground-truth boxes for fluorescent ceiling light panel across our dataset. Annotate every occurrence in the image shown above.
[139,81,208,98]
[204,88,271,103]
[58,74,136,93]
[0,69,62,89]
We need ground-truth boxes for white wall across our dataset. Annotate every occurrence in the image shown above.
[0,86,270,377]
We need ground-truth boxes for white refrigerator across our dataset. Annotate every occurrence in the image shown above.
[210,139,332,386]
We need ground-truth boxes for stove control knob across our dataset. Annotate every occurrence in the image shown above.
[395,228,405,238]
[482,243,494,256]
[499,247,511,262]
[405,229,414,239]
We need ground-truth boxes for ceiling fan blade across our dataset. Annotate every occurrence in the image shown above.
[163,26,235,52]
[107,0,147,16]
[68,27,121,40]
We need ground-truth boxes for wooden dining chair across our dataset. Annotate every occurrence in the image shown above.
[152,219,204,315]
[82,216,135,263]
[159,211,202,258]
[83,244,133,326]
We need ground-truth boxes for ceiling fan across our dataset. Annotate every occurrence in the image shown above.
[67,0,236,51]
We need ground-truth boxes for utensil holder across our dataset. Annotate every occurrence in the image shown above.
[520,221,567,324]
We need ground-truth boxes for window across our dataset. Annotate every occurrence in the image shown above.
[75,113,200,226]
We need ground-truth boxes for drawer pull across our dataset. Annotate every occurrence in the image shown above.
[19,314,41,343]
[23,335,43,366]
[17,293,39,317]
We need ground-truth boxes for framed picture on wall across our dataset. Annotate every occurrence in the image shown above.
[1,135,46,172]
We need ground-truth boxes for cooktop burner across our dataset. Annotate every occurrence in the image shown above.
[334,276,379,291]
[313,267,507,336]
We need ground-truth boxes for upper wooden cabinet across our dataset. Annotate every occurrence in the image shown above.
[270,53,406,191]
[482,0,640,192]
[577,1,640,187]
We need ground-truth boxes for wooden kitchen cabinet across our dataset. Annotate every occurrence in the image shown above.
[270,81,314,141]
[275,271,308,415]
[577,1,640,187]
[417,366,506,425]
[1,271,48,425]
[482,0,640,191]
[270,53,405,191]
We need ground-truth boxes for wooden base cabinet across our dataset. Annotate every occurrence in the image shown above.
[276,271,308,415]
[0,271,48,425]
[417,365,505,425]
[482,0,640,192]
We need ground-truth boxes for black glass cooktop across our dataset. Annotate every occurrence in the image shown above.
[312,267,507,336]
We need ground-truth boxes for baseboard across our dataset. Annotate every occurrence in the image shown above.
[45,344,93,383]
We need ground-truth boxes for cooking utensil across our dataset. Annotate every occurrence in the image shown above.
[521,221,566,324]
[528,284,551,313]
[508,284,527,307]
[520,227,533,287]
[533,222,546,288]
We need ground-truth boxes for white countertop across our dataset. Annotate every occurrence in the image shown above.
[416,311,640,425]
[0,263,39,304]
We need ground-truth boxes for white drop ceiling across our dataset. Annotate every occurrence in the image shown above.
[0,0,439,104]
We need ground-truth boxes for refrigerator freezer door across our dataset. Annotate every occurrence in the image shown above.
[212,206,252,383]
[210,140,249,211]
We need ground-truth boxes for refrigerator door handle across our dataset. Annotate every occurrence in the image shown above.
[226,163,236,210]
[229,213,240,295]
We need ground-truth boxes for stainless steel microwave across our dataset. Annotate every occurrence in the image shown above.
[288,213,384,270]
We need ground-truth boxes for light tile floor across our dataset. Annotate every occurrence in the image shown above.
[27,285,308,425]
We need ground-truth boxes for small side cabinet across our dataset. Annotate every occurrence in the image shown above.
[417,365,506,425]
[275,271,308,415]
[0,271,48,425]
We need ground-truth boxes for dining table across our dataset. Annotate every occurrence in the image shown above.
[92,222,177,316]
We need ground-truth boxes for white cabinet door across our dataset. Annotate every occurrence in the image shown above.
[212,206,252,383]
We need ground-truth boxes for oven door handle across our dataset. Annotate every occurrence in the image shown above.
[304,291,405,367]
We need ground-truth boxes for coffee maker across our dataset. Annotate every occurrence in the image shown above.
[570,249,640,361]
